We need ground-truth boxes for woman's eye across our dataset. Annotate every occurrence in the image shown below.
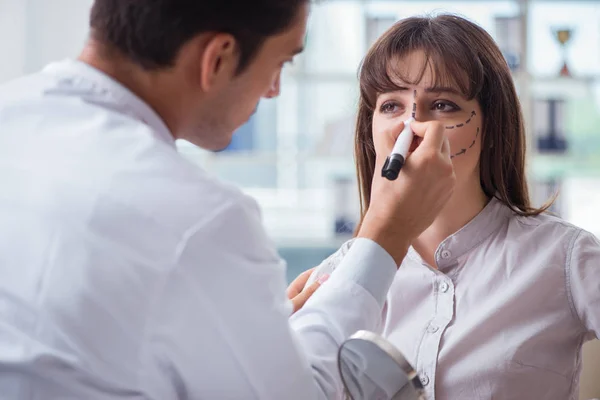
[432,101,459,112]
[380,102,400,114]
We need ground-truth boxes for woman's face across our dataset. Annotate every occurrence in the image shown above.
[372,50,483,190]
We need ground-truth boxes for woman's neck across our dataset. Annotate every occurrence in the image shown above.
[412,176,489,268]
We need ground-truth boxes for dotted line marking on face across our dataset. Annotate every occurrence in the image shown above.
[445,110,476,130]
[412,89,417,119]
[451,127,479,159]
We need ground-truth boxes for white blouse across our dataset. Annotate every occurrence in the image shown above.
[308,197,600,400]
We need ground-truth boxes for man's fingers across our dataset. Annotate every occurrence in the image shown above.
[381,121,406,153]
[441,136,451,157]
[410,120,445,151]
[375,121,407,171]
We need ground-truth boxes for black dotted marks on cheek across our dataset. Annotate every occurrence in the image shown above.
[447,111,479,159]
[445,110,476,130]
[451,127,480,159]
[468,128,480,149]
[450,148,466,159]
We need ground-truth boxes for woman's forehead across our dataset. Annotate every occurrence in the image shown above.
[362,45,477,102]
[385,57,466,95]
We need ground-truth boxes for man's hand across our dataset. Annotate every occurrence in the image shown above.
[287,268,329,314]
[359,120,456,265]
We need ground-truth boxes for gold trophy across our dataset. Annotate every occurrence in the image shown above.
[552,27,573,77]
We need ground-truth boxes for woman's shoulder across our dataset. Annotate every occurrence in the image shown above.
[509,209,600,251]
[512,209,582,232]
[305,239,356,286]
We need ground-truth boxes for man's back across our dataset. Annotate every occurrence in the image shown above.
[0,60,284,398]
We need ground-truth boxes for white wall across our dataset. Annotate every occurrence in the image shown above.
[0,0,93,84]
[0,0,27,82]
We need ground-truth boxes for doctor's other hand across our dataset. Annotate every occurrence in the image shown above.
[358,120,455,266]
[287,268,329,314]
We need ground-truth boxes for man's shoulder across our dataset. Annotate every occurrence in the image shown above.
[0,68,258,241]
[90,134,258,241]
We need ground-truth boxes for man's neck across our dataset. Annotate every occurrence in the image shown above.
[412,173,489,267]
[77,40,183,136]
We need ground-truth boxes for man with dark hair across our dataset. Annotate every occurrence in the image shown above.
[0,1,455,399]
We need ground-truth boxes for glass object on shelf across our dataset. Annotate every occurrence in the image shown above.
[552,27,574,77]
[534,98,568,153]
[528,2,600,78]
[529,95,600,181]
[495,15,522,72]
[332,176,357,237]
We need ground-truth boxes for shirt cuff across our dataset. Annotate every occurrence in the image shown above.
[329,237,398,307]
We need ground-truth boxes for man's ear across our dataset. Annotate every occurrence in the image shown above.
[199,33,238,92]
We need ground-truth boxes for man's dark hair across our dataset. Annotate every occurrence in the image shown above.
[89,0,307,73]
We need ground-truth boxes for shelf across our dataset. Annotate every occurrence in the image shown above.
[530,153,600,179]
[529,75,598,99]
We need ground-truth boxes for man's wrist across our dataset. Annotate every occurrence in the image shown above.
[357,215,411,267]
[330,237,399,306]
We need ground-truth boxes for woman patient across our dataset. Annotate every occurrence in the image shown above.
[306,14,600,399]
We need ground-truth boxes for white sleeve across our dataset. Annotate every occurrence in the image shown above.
[141,195,397,399]
[568,229,600,339]
[305,239,356,287]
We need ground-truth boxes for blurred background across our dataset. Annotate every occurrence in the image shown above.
[1,1,600,397]
[1,0,600,280]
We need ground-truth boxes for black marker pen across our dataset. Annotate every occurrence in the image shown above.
[381,117,415,180]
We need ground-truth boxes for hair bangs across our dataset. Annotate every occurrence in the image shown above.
[359,16,485,109]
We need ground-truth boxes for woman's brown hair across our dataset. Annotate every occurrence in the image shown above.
[355,14,549,230]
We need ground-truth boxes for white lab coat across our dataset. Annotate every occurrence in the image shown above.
[0,60,397,399]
